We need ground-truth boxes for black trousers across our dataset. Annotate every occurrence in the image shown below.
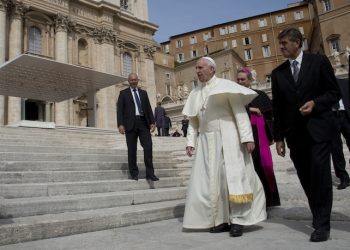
[157,126,163,136]
[287,131,333,232]
[331,111,350,181]
[125,117,155,178]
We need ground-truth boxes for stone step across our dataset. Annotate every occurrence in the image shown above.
[0,161,191,172]
[0,152,182,162]
[0,187,187,218]
[0,177,188,198]
[0,199,185,246]
[0,144,184,156]
[0,168,191,184]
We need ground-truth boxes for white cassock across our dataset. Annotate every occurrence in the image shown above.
[182,75,267,229]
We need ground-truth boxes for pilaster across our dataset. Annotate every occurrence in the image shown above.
[93,26,117,129]
[7,0,29,125]
[54,13,69,125]
[0,0,9,125]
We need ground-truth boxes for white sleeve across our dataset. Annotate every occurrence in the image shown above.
[186,116,199,148]
[228,94,254,143]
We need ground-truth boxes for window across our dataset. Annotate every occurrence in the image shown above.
[302,39,309,50]
[241,22,250,31]
[189,36,197,45]
[244,49,253,61]
[203,32,211,41]
[276,15,285,24]
[262,46,271,57]
[222,71,230,79]
[204,46,208,55]
[298,27,305,35]
[261,33,268,42]
[191,50,197,58]
[258,18,267,28]
[294,11,304,20]
[78,39,88,66]
[329,38,340,52]
[223,41,228,48]
[176,40,183,48]
[165,73,171,80]
[266,74,271,83]
[120,0,129,10]
[323,0,332,12]
[232,39,237,48]
[122,52,132,76]
[28,26,42,55]
[177,53,184,62]
[164,44,169,53]
[242,37,252,45]
[219,27,228,35]
[228,25,237,33]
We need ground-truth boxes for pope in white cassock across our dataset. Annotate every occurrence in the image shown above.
[182,57,267,237]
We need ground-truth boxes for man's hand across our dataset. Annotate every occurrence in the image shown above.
[118,125,125,134]
[150,124,156,132]
[244,142,255,154]
[186,146,195,157]
[249,107,262,116]
[299,100,315,116]
[276,141,285,157]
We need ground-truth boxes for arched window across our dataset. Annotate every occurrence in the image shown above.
[28,26,42,55]
[123,52,132,76]
[120,0,129,10]
[78,39,89,66]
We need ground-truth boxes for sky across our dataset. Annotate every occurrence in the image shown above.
[148,0,296,43]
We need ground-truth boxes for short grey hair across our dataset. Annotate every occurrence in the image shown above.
[278,27,303,48]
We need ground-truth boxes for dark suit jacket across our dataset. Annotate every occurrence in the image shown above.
[337,78,350,119]
[154,106,166,127]
[272,53,340,143]
[117,87,155,131]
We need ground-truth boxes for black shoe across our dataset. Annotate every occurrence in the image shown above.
[146,175,159,181]
[337,179,350,190]
[209,223,230,233]
[230,224,243,237]
[129,176,138,181]
[310,230,329,242]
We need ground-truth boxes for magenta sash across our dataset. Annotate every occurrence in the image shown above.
[250,114,275,192]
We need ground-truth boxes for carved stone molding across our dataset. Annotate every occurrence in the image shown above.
[143,45,156,59]
[54,13,75,33]
[9,0,29,19]
[92,26,115,44]
[0,0,10,12]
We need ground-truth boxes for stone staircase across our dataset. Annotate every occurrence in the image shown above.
[0,126,192,245]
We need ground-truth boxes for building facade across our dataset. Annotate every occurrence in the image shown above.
[307,0,350,77]
[0,0,158,129]
[160,2,313,85]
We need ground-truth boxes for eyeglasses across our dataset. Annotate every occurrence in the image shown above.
[237,78,247,81]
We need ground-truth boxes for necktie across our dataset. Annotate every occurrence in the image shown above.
[292,60,299,83]
[133,88,143,115]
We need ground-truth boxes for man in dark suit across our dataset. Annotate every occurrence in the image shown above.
[154,102,166,136]
[331,78,350,189]
[162,113,172,136]
[117,73,159,181]
[271,28,340,242]
[181,116,189,137]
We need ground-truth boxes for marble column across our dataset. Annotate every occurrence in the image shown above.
[8,1,28,125]
[93,27,116,129]
[54,14,69,125]
[0,0,7,125]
